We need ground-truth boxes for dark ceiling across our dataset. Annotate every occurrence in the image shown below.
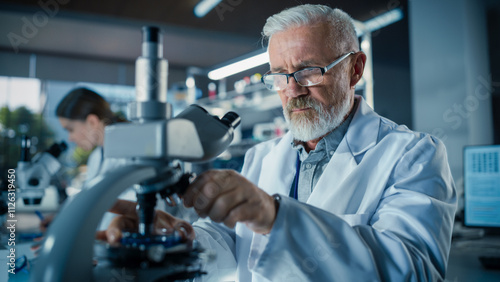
[2,0,499,134]
[0,0,407,68]
[1,0,398,36]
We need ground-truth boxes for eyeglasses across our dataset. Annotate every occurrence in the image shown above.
[261,52,355,91]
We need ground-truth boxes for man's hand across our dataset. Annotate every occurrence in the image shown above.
[95,199,195,244]
[182,169,277,234]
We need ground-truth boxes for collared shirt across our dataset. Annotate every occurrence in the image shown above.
[290,98,359,202]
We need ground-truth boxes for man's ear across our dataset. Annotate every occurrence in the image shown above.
[85,114,101,128]
[350,51,367,88]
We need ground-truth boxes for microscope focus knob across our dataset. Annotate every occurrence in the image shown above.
[221,111,241,129]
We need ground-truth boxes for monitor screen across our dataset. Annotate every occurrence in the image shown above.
[464,145,500,228]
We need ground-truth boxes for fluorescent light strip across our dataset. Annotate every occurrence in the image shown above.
[194,0,222,18]
[208,52,269,80]
[208,8,403,80]
[357,8,403,35]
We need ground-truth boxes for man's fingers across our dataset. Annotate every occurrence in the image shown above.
[97,200,137,244]
[213,188,276,234]
[95,215,138,243]
[184,170,239,218]
[153,210,195,241]
[183,170,233,206]
[106,227,122,244]
[95,227,121,244]
[183,172,209,207]
[175,221,196,241]
[208,189,247,223]
[183,169,278,233]
[95,200,137,244]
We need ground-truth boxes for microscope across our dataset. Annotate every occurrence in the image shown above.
[15,136,67,205]
[31,27,240,281]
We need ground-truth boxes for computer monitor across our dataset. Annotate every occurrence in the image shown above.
[463,145,500,229]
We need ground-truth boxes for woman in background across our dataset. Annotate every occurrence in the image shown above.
[55,87,126,186]
[39,87,131,231]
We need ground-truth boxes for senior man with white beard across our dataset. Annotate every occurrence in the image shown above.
[101,4,457,282]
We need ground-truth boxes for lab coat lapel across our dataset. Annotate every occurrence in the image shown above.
[258,133,296,196]
[307,97,381,212]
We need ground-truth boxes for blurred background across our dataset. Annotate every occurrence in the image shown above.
[0,0,499,210]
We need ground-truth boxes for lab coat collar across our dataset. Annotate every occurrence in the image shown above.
[344,95,380,158]
[306,96,381,209]
[258,133,296,196]
[289,95,380,159]
[258,96,380,196]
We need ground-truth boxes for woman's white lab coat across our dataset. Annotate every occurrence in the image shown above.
[194,96,457,282]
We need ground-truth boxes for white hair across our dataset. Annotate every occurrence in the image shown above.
[262,4,359,53]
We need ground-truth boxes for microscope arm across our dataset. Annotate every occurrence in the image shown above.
[31,164,156,282]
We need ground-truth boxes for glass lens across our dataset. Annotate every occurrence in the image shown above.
[295,68,323,87]
[263,74,287,90]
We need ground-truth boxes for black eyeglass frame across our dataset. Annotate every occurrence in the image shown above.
[261,51,355,91]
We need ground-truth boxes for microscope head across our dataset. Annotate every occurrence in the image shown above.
[16,139,67,205]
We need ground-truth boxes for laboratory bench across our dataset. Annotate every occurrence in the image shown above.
[446,235,500,281]
[2,213,500,281]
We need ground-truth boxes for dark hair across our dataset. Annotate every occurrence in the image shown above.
[56,87,126,125]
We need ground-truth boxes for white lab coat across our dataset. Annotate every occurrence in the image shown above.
[194,96,457,282]
[85,146,112,184]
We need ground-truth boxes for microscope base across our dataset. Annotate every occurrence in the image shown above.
[93,239,206,281]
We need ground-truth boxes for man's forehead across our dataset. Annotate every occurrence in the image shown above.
[268,41,331,71]
[269,58,323,72]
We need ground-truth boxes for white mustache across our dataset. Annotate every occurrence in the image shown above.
[286,96,322,113]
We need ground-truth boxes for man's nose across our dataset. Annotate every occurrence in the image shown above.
[284,76,307,98]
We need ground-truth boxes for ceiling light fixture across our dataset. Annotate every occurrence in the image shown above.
[208,52,269,80]
[208,8,404,80]
[194,0,222,18]
[356,8,404,35]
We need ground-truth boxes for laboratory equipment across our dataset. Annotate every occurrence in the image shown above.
[31,26,240,281]
[16,136,67,205]
[463,144,500,230]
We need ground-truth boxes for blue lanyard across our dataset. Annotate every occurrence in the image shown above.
[293,153,301,200]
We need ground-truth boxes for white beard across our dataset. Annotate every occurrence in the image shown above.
[283,95,351,142]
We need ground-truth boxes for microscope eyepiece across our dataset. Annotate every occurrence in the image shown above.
[20,135,31,162]
[46,141,68,158]
[142,26,160,43]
